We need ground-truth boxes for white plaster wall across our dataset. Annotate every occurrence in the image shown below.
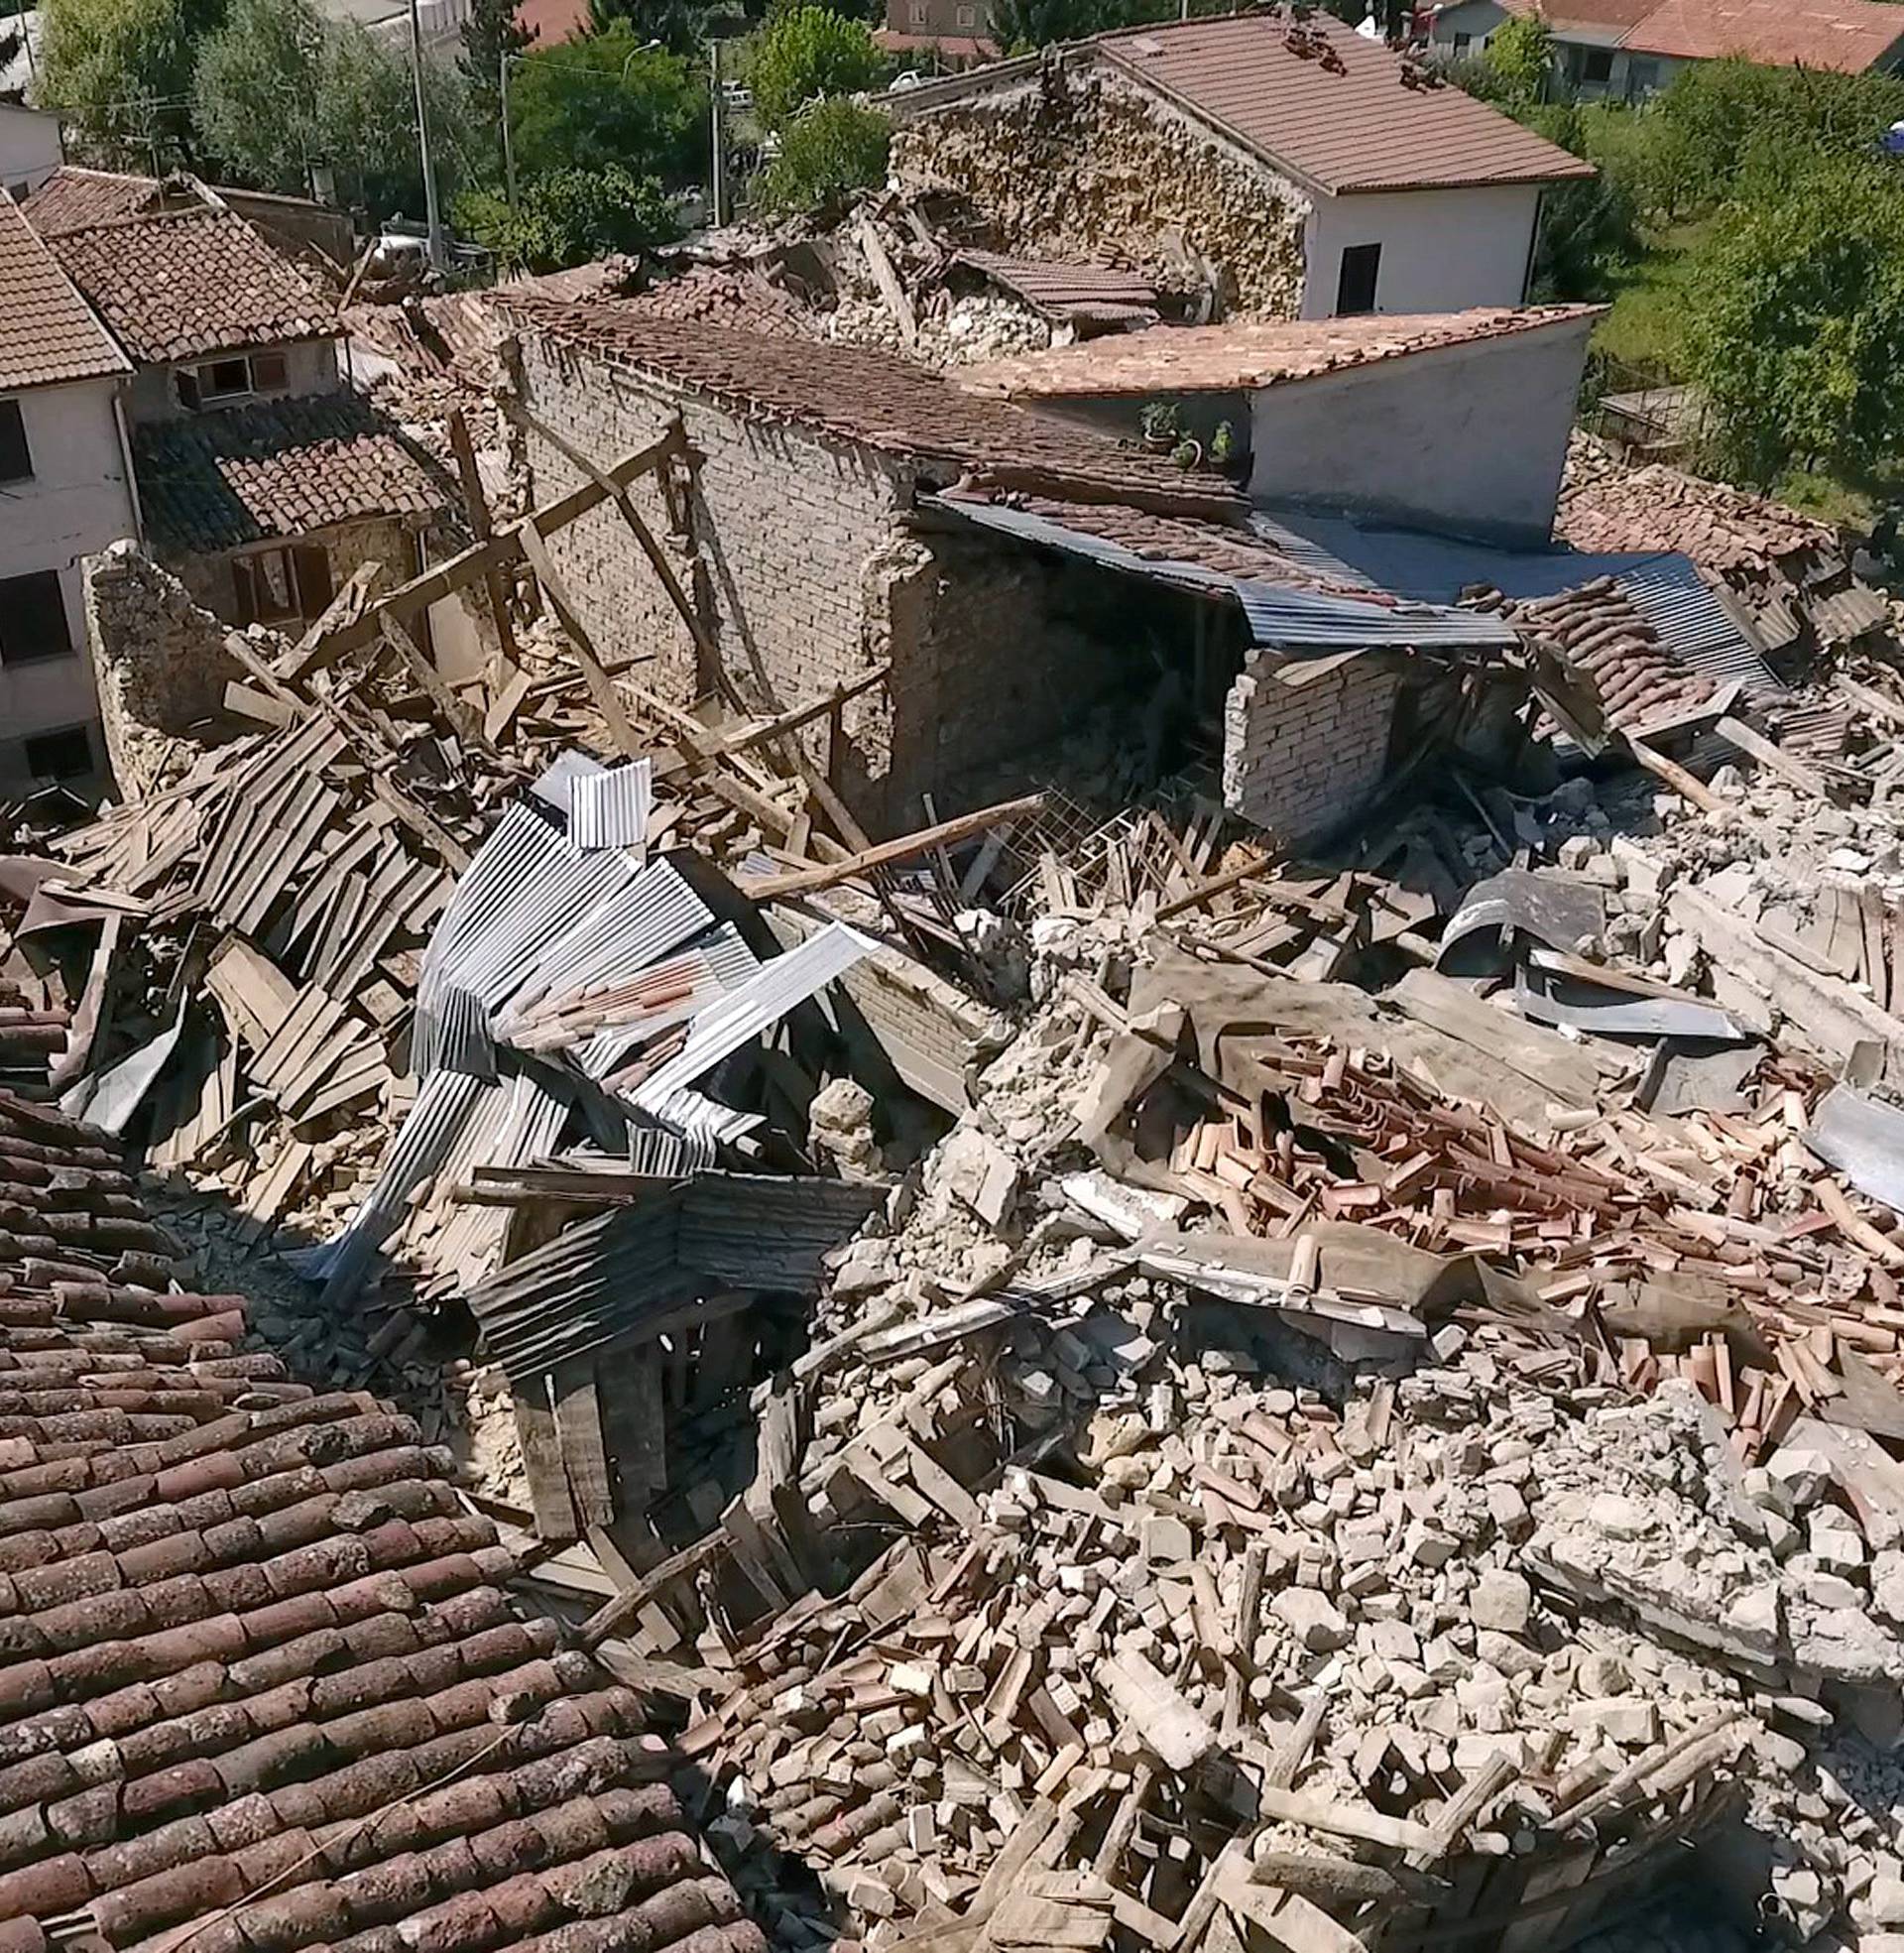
[1427,0,1507,49]
[0,105,61,196]
[1301,183,1542,318]
[0,376,135,781]
[1248,316,1593,543]
[124,336,343,426]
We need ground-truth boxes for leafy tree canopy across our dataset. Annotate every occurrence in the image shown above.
[506,26,704,182]
[757,91,886,208]
[1683,155,1904,483]
[458,162,677,268]
[459,0,530,161]
[1480,13,1549,105]
[747,4,881,129]
[41,0,222,168]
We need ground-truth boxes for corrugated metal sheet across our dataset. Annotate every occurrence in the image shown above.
[434,985,497,1081]
[933,494,1515,652]
[467,1171,883,1377]
[531,749,604,816]
[568,758,653,856]
[1611,554,1784,696]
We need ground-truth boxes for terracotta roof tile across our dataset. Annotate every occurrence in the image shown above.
[0,1085,763,1953]
[48,208,338,365]
[1094,14,1596,192]
[1497,576,1714,731]
[498,296,1250,511]
[133,393,452,554]
[0,196,127,392]
[962,304,1601,398]
[1624,0,1904,66]
[611,264,821,337]
[21,164,162,236]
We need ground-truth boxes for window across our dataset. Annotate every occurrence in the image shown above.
[231,545,332,626]
[250,350,290,393]
[0,570,71,666]
[1335,241,1380,315]
[22,725,94,783]
[175,351,292,412]
[1579,46,1612,82]
[1452,30,1471,51]
[908,2,927,22]
[201,358,252,402]
[0,399,30,483]
[1625,56,1658,95]
[5,181,29,203]
[955,5,977,23]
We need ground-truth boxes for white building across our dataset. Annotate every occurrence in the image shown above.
[0,100,60,200]
[961,305,1603,546]
[1428,0,1904,101]
[0,194,135,790]
[881,15,1595,320]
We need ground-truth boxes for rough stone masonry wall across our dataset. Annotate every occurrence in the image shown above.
[516,334,909,811]
[1223,649,1403,843]
[892,69,1310,316]
[84,541,249,798]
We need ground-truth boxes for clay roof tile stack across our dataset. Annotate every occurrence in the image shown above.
[0,1086,763,1953]
[47,208,338,365]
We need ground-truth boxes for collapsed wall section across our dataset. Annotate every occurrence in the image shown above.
[1222,648,1402,842]
[514,332,906,811]
[890,68,1310,316]
[83,540,249,797]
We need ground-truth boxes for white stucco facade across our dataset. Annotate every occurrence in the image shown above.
[0,375,139,788]
[0,103,60,199]
[124,336,343,425]
[1248,313,1597,542]
[1301,183,1543,318]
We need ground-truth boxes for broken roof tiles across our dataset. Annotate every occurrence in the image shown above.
[0,194,129,393]
[495,299,1248,510]
[47,207,338,365]
[0,1085,763,1953]
[133,393,452,554]
[962,305,1603,400]
[1491,576,1717,732]
[953,250,1161,327]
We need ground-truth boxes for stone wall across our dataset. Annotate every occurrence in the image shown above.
[1222,650,1403,844]
[175,519,418,627]
[516,333,914,813]
[83,542,254,797]
[891,67,1309,316]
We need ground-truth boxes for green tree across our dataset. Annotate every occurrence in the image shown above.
[41,0,223,168]
[1480,13,1549,106]
[315,16,469,217]
[459,0,530,174]
[506,26,704,181]
[458,162,677,267]
[1683,157,1904,483]
[747,4,881,129]
[1517,101,1638,299]
[757,92,886,208]
[584,0,709,53]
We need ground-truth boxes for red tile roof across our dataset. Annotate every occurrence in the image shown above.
[518,0,590,44]
[1494,0,1660,37]
[1094,14,1596,192]
[498,296,1250,512]
[1557,450,1836,575]
[21,164,163,236]
[1623,0,1904,66]
[0,194,127,393]
[0,1084,764,1953]
[874,27,1001,58]
[48,208,338,365]
[962,305,1601,398]
[1497,576,1715,731]
[133,393,452,554]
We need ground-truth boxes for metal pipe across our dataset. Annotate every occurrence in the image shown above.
[409,0,447,271]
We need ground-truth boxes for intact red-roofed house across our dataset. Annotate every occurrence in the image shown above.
[0,194,134,793]
[878,14,1593,320]
[36,186,453,638]
[1429,0,1904,99]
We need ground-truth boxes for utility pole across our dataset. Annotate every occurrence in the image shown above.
[708,38,725,229]
[409,0,448,271]
[500,51,518,213]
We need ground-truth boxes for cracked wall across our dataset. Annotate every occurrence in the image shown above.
[891,68,1309,316]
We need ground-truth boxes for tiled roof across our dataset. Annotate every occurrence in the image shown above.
[48,208,338,364]
[873,27,1001,57]
[954,250,1160,324]
[611,265,820,338]
[134,393,452,554]
[1494,0,1660,37]
[499,297,1249,511]
[1557,447,1836,576]
[0,1085,763,1953]
[21,164,162,236]
[518,0,589,43]
[0,194,128,392]
[1095,14,1596,192]
[962,305,1602,399]
[1623,0,1904,65]
[1494,576,1715,731]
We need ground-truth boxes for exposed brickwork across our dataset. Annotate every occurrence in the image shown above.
[1222,651,1403,843]
[890,67,1309,316]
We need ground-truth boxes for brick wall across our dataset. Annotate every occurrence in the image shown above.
[517,334,911,807]
[1222,650,1402,844]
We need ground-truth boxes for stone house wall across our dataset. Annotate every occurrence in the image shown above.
[175,518,416,627]
[1222,650,1403,844]
[890,67,1310,316]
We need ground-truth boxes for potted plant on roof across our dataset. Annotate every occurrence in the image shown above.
[1139,399,1183,452]
[1210,419,1248,482]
